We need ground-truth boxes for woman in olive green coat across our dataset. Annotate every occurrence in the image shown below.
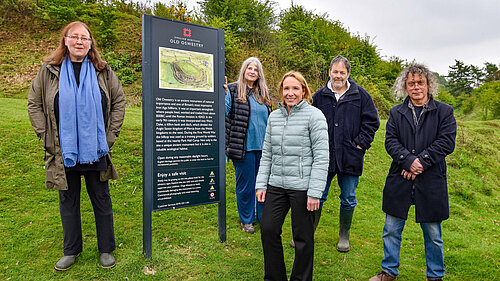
[28,21,125,271]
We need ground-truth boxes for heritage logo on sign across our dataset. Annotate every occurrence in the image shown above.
[183,28,192,38]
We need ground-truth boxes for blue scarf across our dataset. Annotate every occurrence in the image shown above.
[58,56,109,167]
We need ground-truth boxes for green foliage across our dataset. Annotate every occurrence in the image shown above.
[474,80,500,119]
[102,51,140,85]
[95,4,118,52]
[457,93,476,115]
[199,0,276,47]
[0,0,36,22]
[112,0,151,17]
[153,1,193,23]
[483,62,499,82]
[446,59,486,98]
[37,0,86,29]
[436,89,456,107]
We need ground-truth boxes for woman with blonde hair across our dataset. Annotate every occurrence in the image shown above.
[256,71,329,280]
[28,21,125,270]
[224,57,271,234]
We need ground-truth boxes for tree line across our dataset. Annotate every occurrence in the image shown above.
[1,0,499,119]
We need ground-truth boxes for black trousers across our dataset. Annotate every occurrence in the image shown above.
[59,171,115,255]
[260,185,315,281]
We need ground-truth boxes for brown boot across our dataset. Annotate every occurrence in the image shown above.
[368,271,397,281]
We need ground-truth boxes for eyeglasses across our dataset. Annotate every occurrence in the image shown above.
[406,81,426,88]
[65,35,92,42]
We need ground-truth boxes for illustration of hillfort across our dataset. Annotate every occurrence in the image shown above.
[159,47,214,92]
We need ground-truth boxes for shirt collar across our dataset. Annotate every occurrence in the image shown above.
[327,79,351,101]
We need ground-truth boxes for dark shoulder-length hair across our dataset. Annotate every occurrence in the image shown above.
[44,21,107,71]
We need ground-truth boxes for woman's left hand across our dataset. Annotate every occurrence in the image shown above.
[307,197,320,211]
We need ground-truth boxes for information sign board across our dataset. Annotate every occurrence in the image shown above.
[142,15,226,258]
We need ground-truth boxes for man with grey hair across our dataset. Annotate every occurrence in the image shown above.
[369,63,456,281]
[302,55,379,252]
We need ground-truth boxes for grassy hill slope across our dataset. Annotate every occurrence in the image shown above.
[0,98,498,280]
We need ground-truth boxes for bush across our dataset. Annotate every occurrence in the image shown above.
[37,0,83,29]
[0,0,36,22]
[458,94,476,115]
[95,4,118,52]
[436,89,456,107]
[103,52,140,85]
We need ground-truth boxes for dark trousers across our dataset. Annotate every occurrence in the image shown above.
[260,185,315,281]
[59,171,115,255]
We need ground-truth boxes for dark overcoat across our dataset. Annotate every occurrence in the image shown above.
[312,78,379,176]
[383,97,456,223]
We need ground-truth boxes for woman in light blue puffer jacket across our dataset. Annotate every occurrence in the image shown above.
[256,71,329,281]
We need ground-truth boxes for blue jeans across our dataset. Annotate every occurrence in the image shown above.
[319,172,359,210]
[381,214,445,279]
[233,151,264,224]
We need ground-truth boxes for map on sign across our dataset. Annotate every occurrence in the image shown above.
[159,47,214,92]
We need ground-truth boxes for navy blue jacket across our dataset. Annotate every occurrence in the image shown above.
[383,97,456,222]
[312,78,380,176]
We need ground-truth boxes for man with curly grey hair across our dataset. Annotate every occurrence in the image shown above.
[369,63,456,281]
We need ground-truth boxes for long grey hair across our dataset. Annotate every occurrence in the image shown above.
[392,63,439,100]
[236,57,271,106]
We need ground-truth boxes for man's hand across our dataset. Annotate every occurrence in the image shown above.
[409,158,424,175]
[256,190,266,202]
[307,197,320,211]
[401,169,417,180]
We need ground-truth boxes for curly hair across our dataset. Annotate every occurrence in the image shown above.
[392,63,439,100]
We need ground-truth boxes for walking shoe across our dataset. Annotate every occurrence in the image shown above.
[54,253,80,271]
[241,223,255,234]
[426,278,443,281]
[100,252,116,269]
[369,271,397,281]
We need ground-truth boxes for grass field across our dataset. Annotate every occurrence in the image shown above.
[0,98,498,280]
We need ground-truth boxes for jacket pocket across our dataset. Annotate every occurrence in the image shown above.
[44,153,56,187]
[43,117,57,155]
[343,144,365,175]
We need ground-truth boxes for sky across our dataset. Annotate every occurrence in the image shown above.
[181,0,500,75]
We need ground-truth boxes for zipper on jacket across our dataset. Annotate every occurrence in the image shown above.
[299,156,303,178]
[281,115,288,187]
